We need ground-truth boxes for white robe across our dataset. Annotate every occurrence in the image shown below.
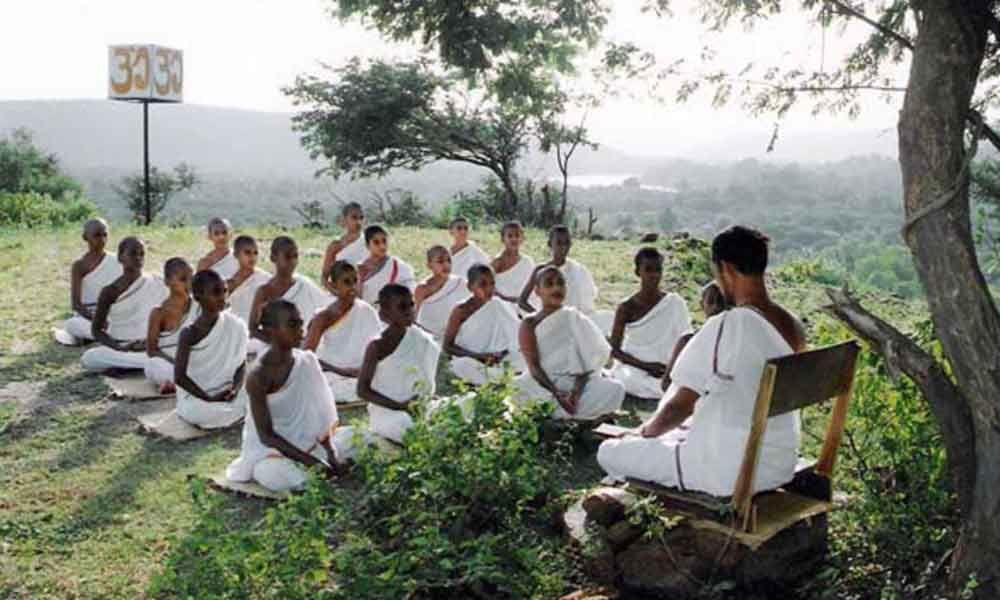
[81,274,168,372]
[144,301,203,386]
[228,269,271,326]
[449,298,525,385]
[175,311,249,428]
[57,254,124,345]
[282,275,334,324]
[597,307,800,496]
[450,242,490,281]
[360,256,416,306]
[336,235,369,265]
[314,300,382,403]
[206,251,240,280]
[226,350,362,492]
[610,294,693,399]
[416,275,471,339]
[494,255,535,302]
[367,326,441,443]
[513,307,624,420]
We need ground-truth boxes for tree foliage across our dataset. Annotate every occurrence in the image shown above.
[0,128,83,200]
[113,163,198,225]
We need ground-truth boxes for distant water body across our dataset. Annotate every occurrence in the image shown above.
[556,173,676,193]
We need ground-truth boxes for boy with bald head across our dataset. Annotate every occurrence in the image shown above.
[196,217,239,279]
[55,218,123,346]
[81,237,168,373]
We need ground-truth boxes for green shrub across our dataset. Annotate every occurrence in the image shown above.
[0,192,96,228]
[152,381,571,599]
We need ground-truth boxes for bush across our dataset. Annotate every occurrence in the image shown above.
[0,192,96,228]
[0,128,83,200]
[152,380,572,599]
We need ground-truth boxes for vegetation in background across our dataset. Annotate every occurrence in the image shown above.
[113,163,198,225]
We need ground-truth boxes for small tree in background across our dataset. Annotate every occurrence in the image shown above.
[114,163,198,225]
[0,128,83,199]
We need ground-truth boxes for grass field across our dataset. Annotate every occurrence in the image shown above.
[0,223,908,598]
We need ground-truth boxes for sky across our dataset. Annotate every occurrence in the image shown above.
[2,0,905,156]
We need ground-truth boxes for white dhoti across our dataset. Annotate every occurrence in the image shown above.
[448,298,524,385]
[360,256,416,306]
[144,302,202,386]
[610,294,692,399]
[494,255,535,303]
[206,252,240,280]
[283,275,334,325]
[144,357,175,386]
[528,258,612,332]
[597,308,800,496]
[175,311,249,429]
[314,300,381,403]
[450,242,490,281]
[56,254,122,345]
[416,275,470,339]
[81,274,167,372]
[512,307,624,420]
[227,350,361,492]
[335,235,369,266]
[227,269,270,327]
[366,326,440,443]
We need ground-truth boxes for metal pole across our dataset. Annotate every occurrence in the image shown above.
[143,101,151,225]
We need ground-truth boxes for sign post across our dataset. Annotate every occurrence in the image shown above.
[108,44,184,224]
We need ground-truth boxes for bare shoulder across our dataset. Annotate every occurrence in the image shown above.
[762,303,807,352]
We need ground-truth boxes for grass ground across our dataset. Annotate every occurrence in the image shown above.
[0,223,891,598]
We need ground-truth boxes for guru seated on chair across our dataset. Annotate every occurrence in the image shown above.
[597,226,807,496]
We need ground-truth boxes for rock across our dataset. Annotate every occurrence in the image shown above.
[640,232,660,243]
[605,520,641,551]
[563,499,618,584]
[582,487,637,527]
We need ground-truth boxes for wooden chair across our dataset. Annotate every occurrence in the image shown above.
[597,340,860,542]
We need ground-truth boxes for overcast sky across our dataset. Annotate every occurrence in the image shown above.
[3,0,905,156]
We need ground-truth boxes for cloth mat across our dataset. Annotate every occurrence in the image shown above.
[105,375,173,401]
[137,408,237,441]
[206,471,290,501]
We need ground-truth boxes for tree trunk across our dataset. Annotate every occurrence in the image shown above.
[898,4,1000,595]
[496,167,519,219]
[558,147,570,223]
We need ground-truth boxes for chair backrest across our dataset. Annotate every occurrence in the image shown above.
[731,340,860,531]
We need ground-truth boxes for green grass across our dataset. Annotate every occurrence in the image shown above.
[0,223,924,598]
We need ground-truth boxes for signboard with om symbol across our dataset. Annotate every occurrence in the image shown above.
[108,45,183,103]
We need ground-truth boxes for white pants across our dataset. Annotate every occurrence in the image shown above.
[81,345,149,372]
[252,427,368,492]
[144,356,175,386]
[176,394,245,429]
[248,338,268,356]
[610,363,663,400]
[513,373,625,421]
[596,429,689,488]
[56,315,94,345]
[368,404,413,444]
[449,357,507,386]
[325,373,360,404]
[590,309,615,338]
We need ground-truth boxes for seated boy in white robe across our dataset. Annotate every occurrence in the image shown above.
[321,202,369,290]
[195,217,240,279]
[358,225,416,305]
[597,226,807,496]
[82,237,168,373]
[144,258,200,394]
[445,264,525,385]
[226,235,270,353]
[448,216,490,282]
[519,225,613,333]
[55,219,123,345]
[226,300,361,492]
[173,270,248,429]
[609,247,693,400]
[491,220,535,307]
[513,266,625,420]
[358,284,441,444]
[304,261,382,404]
[659,282,729,393]
[415,245,471,338]
[247,236,331,352]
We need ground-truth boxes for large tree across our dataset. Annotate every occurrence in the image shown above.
[333,1,1000,596]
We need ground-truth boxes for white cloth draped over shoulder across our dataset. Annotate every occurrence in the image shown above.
[207,252,240,280]
[314,300,382,403]
[494,255,535,301]
[143,301,202,386]
[597,307,800,496]
[513,307,624,420]
[610,294,693,399]
[56,253,124,345]
[451,242,490,281]
[449,298,525,385]
[227,268,271,325]
[367,326,441,443]
[416,275,471,339]
[529,259,598,315]
[361,256,416,306]
[175,311,249,429]
[227,350,361,491]
[282,275,334,323]
[336,236,369,266]
[80,274,168,372]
